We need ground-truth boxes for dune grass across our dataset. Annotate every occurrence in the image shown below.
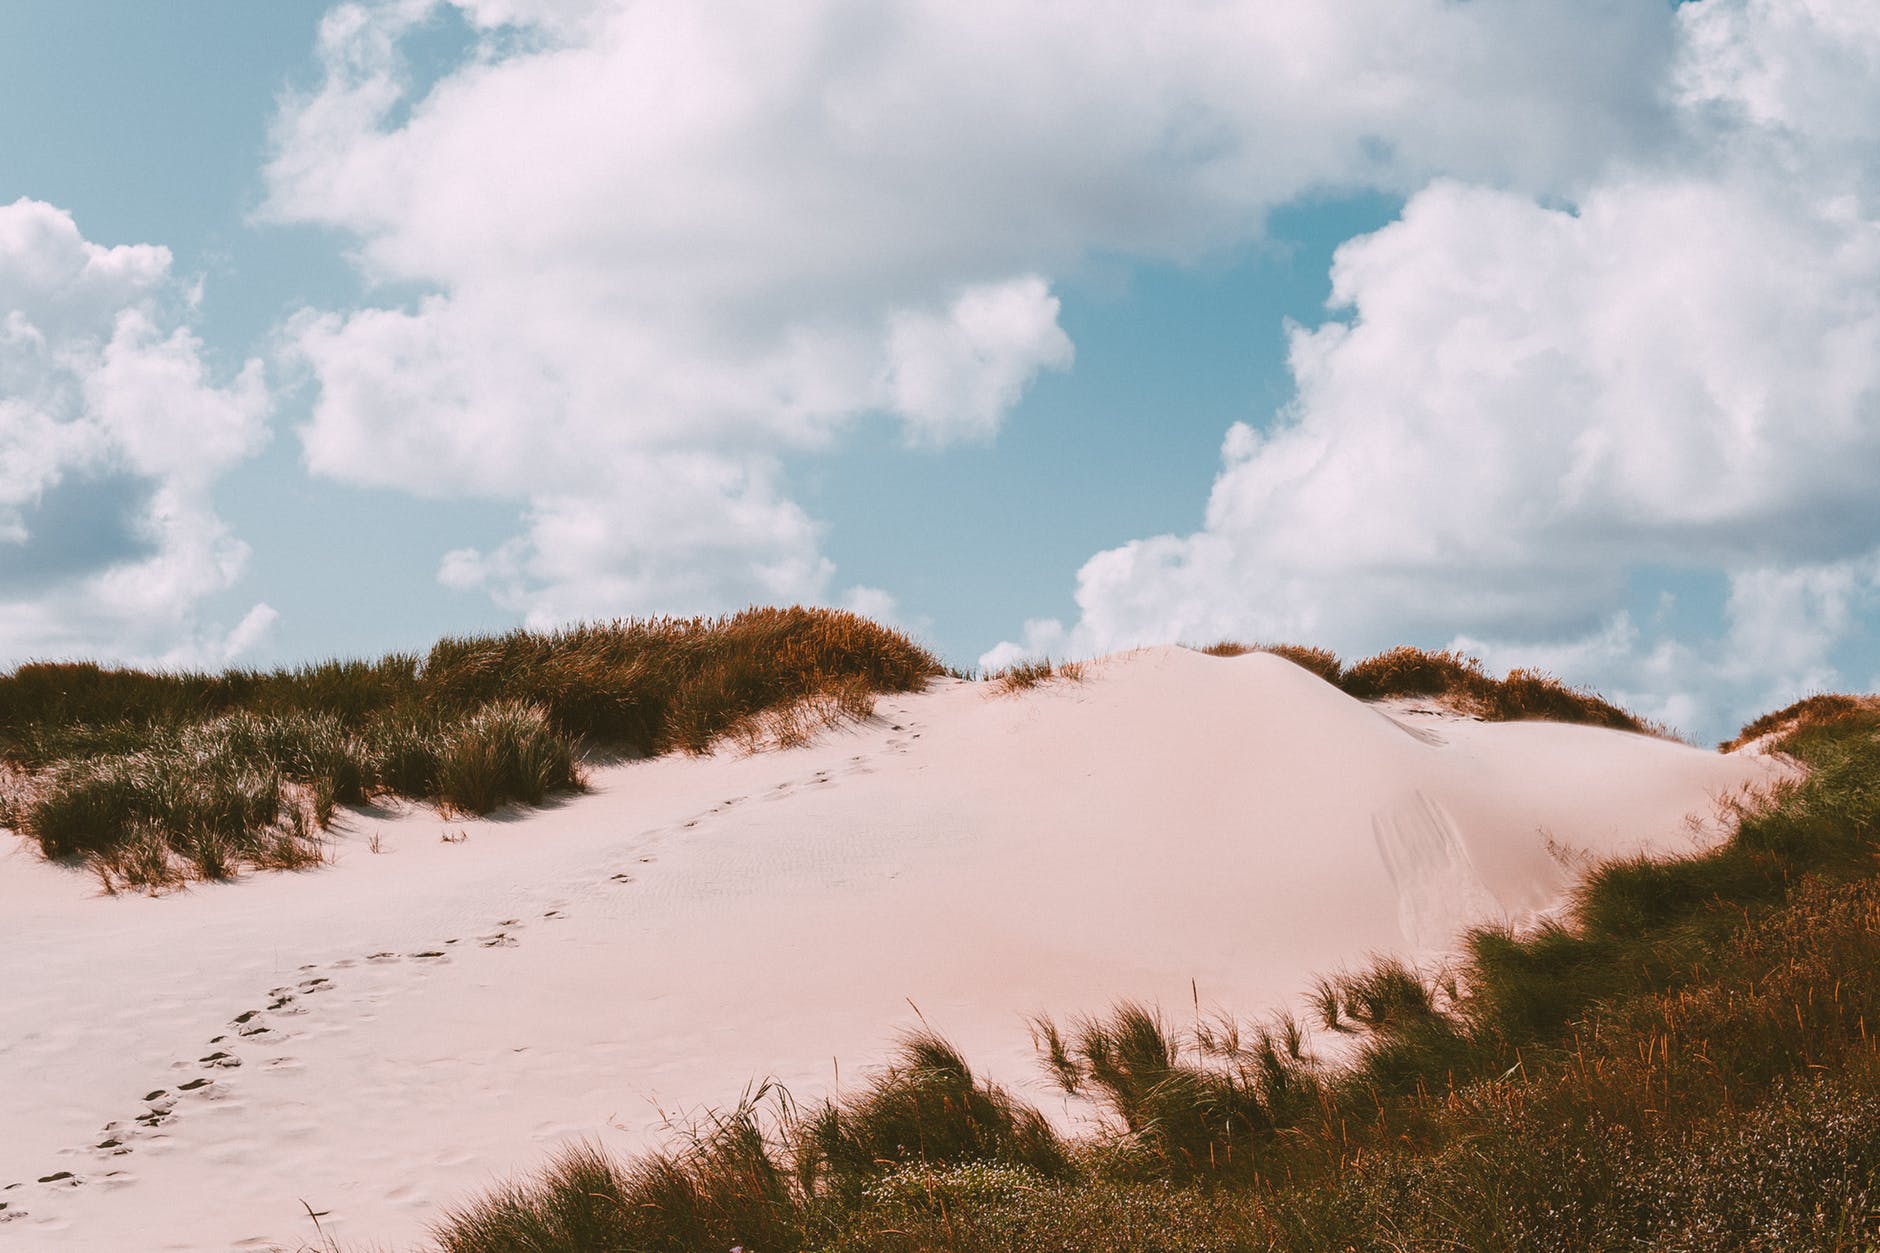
[429,1036,1059,1253]
[0,608,940,889]
[1200,641,1658,735]
[422,702,1880,1252]
[983,657,1086,694]
[1719,691,1880,752]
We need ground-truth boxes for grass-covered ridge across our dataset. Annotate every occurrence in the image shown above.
[425,704,1880,1252]
[1201,640,1659,734]
[0,607,940,890]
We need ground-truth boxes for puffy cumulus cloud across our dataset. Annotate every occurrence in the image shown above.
[266,0,1674,624]
[888,278,1073,446]
[0,198,274,665]
[988,0,1880,743]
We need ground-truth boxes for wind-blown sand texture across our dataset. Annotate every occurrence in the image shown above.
[0,647,1785,1251]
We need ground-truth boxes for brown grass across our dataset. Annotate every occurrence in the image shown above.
[1719,692,1880,752]
[1196,641,1654,734]
[728,678,878,753]
[1194,642,1344,685]
[1338,645,1652,733]
[989,658,1085,694]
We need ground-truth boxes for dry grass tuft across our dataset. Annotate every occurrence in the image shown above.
[1343,646,1652,733]
[1719,691,1880,752]
[1195,641,1653,733]
[989,658,1085,694]
[729,678,877,753]
[1194,641,1343,685]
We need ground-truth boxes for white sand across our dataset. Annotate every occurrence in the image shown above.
[0,647,1785,1251]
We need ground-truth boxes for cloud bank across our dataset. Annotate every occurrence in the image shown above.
[265,0,1675,625]
[986,0,1880,741]
[0,198,275,666]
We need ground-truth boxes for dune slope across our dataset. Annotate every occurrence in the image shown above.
[0,647,1783,1251]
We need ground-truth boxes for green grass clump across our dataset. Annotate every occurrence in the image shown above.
[432,1033,1057,1253]
[2,607,941,887]
[1034,1002,1320,1181]
[797,1033,1068,1203]
[423,703,1880,1252]
[827,1164,1262,1253]
[433,701,578,816]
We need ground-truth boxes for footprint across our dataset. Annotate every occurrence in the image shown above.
[366,952,401,965]
[299,977,333,993]
[410,951,447,961]
[177,1078,212,1092]
[542,909,563,919]
[610,872,634,883]
[199,1052,241,1069]
[478,932,517,948]
[36,1172,76,1186]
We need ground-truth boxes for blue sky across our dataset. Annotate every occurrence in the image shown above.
[2,1,1877,743]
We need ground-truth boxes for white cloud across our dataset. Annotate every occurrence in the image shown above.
[887,277,1073,446]
[266,0,1676,625]
[989,0,1880,741]
[0,198,273,666]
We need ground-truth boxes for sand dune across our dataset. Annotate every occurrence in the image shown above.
[0,647,1785,1251]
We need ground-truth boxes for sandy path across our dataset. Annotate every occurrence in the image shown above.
[0,648,1783,1251]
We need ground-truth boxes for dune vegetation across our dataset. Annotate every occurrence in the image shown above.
[1201,641,1659,735]
[986,657,1086,694]
[0,607,940,891]
[424,702,1880,1252]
